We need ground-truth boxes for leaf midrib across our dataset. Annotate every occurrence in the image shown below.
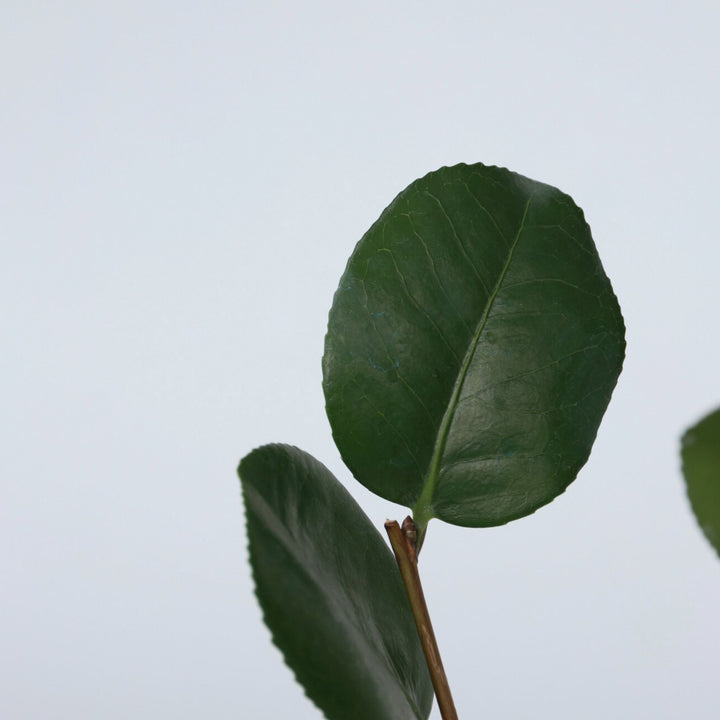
[412,196,532,527]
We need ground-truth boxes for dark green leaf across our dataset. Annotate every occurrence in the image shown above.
[681,408,720,559]
[239,444,433,720]
[323,163,625,530]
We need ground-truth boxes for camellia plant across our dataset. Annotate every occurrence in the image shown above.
[238,163,626,720]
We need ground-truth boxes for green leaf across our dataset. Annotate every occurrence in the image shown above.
[323,163,625,530]
[239,444,433,720]
[681,408,720,559]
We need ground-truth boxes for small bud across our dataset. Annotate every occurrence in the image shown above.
[402,516,417,546]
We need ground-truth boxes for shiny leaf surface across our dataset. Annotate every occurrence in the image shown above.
[681,408,720,559]
[239,444,433,720]
[323,163,625,528]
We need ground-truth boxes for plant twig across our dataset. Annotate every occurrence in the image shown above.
[385,517,458,720]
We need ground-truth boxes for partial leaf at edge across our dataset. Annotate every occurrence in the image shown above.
[239,444,433,720]
[323,163,625,528]
[681,408,720,559]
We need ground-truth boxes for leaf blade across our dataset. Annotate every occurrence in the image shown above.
[239,444,433,720]
[323,163,625,527]
[681,408,720,559]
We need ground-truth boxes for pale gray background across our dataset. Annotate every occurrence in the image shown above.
[2,1,719,718]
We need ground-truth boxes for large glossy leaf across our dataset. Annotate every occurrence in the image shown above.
[681,408,720,559]
[323,163,625,529]
[239,444,433,720]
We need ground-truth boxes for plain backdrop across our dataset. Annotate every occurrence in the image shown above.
[2,1,719,718]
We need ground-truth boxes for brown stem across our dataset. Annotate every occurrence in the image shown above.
[385,517,458,720]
